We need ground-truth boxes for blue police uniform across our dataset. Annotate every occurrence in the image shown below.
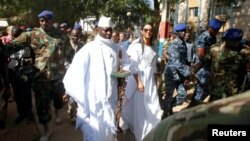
[162,24,191,115]
[191,19,222,103]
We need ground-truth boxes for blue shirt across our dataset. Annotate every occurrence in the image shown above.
[118,40,130,52]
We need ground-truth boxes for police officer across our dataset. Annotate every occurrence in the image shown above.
[189,19,222,107]
[162,23,194,119]
[209,28,250,101]
[6,10,69,141]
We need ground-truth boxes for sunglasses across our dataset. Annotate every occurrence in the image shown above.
[143,28,153,32]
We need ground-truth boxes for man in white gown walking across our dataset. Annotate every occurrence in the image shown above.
[63,16,130,141]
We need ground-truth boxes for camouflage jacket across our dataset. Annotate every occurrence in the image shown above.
[209,42,248,97]
[143,90,250,141]
[11,27,70,81]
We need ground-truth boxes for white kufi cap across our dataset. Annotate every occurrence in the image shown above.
[98,16,112,28]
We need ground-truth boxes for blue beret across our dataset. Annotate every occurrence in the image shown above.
[209,19,222,30]
[38,10,53,19]
[223,28,243,41]
[174,23,187,32]
[73,23,82,30]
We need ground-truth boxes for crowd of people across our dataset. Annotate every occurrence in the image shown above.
[0,9,250,141]
[0,10,87,141]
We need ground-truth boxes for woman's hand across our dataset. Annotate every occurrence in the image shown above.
[137,79,144,93]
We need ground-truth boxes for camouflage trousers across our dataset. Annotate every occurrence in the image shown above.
[32,80,65,124]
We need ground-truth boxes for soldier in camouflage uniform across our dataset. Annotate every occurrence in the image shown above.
[209,28,250,101]
[162,24,194,119]
[6,10,69,141]
[189,19,222,107]
[142,90,250,141]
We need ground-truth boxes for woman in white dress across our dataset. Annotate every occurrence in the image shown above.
[122,23,162,141]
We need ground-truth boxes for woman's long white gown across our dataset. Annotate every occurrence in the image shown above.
[122,43,162,141]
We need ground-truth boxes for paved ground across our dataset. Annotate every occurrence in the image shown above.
[0,87,199,141]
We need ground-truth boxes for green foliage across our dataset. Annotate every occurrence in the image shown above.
[0,0,154,31]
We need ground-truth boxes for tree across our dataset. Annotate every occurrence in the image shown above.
[0,0,154,30]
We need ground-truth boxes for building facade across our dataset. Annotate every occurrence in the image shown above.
[159,0,250,40]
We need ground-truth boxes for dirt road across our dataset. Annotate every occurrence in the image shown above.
[0,88,196,141]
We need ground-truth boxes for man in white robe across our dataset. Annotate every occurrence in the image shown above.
[63,16,130,141]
